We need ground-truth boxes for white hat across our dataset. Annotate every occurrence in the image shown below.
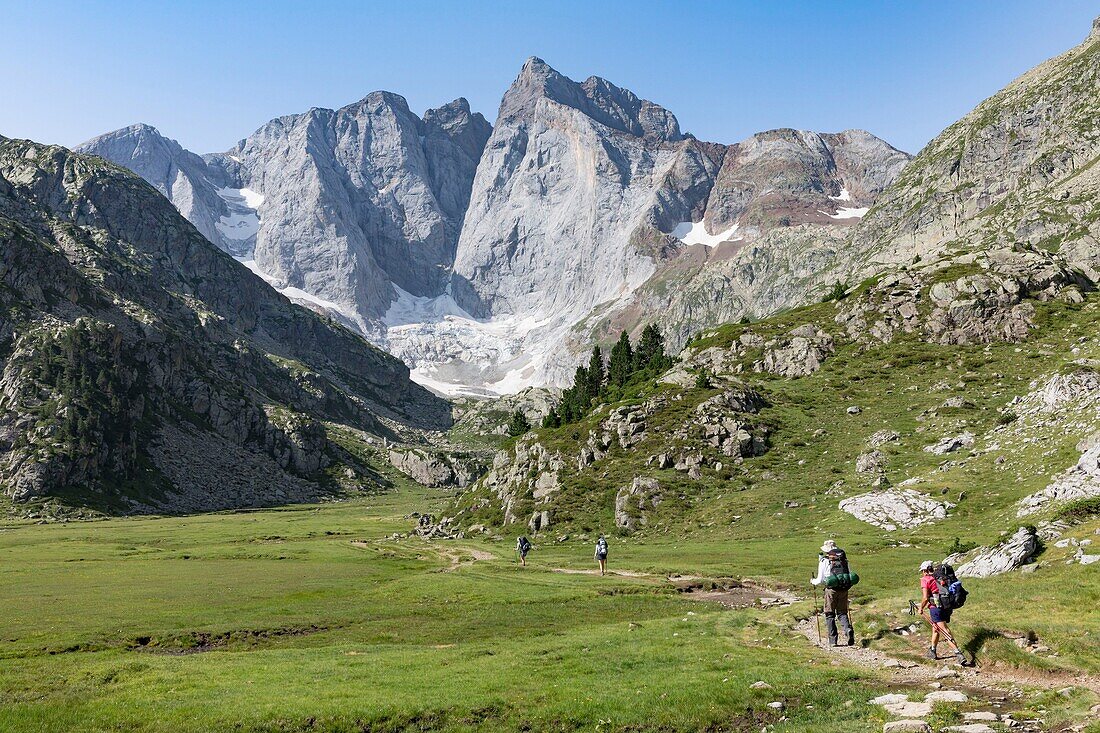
[821,539,837,553]
[920,560,934,571]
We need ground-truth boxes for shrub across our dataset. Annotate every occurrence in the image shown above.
[507,410,531,437]
[1052,496,1100,524]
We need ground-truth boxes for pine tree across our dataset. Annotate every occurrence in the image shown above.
[586,346,605,396]
[608,330,634,387]
[541,408,561,429]
[507,410,531,437]
[634,324,670,373]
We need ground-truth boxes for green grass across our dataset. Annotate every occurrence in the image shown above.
[1,486,1092,731]
[0,488,908,733]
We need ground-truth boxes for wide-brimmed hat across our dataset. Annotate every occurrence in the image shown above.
[821,539,837,553]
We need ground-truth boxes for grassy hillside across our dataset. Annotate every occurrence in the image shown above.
[452,280,1100,682]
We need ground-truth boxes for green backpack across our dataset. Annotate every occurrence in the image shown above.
[823,548,860,590]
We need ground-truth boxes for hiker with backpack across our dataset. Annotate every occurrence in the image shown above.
[594,535,609,576]
[516,536,532,566]
[918,560,969,665]
[811,539,858,647]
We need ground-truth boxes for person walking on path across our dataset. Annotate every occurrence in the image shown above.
[516,536,532,566]
[594,535,609,576]
[918,560,967,664]
[811,539,855,647]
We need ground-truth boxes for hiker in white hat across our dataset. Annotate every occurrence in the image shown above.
[811,539,857,646]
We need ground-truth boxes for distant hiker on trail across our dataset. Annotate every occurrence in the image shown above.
[918,560,969,665]
[811,539,858,647]
[594,535,609,576]
[516,536,532,566]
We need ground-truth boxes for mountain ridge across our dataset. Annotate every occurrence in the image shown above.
[79,57,910,394]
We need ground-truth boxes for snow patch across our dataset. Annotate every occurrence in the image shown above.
[830,187,852,202]
[671,220,742,247]
[819,205,868,220]
[215,187,264,241]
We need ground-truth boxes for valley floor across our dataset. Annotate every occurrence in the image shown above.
[1,488,1097,732]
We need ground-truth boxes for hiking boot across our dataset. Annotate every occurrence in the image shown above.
[955,651,968,666]
[927,646,937,659]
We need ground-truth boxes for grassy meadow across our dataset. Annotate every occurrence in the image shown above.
[1,480,1096,732]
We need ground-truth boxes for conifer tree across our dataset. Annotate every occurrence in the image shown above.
[634,323,670,373]
[541,408,561,429]
[507,410,531,437]
[608,330,634,387]
[586,345,605,396]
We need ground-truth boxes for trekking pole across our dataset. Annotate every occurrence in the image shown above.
[812,579,822,647]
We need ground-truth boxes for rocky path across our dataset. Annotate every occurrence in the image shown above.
[793,617,1100,696]
[369,537,1098,729]
[350,541,495,572]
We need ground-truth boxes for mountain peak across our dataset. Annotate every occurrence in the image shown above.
[1091,14,1100,40]
[501,57,681,142]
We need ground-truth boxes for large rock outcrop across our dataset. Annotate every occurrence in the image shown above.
[77,124,236,253]
[81,96,492,332]
[956,527,1041,578]
[838,489,952,530]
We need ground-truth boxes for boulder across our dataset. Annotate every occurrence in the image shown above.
[839,489,952,530]
[856,450,887,475]
[388,448,456,487]
[883,701,933,718]
[614,477,662,529]
[755,325,835,378]
[868,429,901,448]
[957,527,1040,578]
[924,432,975,455]
[924,690,968,704]
[883,722,931,733]
[1018,438,1100,516]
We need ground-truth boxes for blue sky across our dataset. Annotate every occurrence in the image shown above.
[1,1,1095,155]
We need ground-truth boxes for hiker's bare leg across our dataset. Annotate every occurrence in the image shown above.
[938,622,961,652]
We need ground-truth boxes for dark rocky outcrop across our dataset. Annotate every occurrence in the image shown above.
[0,137,450,510]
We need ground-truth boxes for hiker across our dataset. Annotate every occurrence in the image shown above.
[594,535,609,576]
[516,536,532,566]
[919,560,968,664]
[811,539,856,647]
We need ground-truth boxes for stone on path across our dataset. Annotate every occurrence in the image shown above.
[962,712,999,722]
[924,690,968,704]
[883,721,931,733]
[883,701,933,718]
[870,694,909,706]
[943,725,996,733]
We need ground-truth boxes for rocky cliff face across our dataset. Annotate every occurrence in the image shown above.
[79,60,909,393]
[80,96,492,332]
[78,124,236,253]
[581,128,909,350]
[226,94,491,326]
[0,137,450,511]
[452,56,708,324]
